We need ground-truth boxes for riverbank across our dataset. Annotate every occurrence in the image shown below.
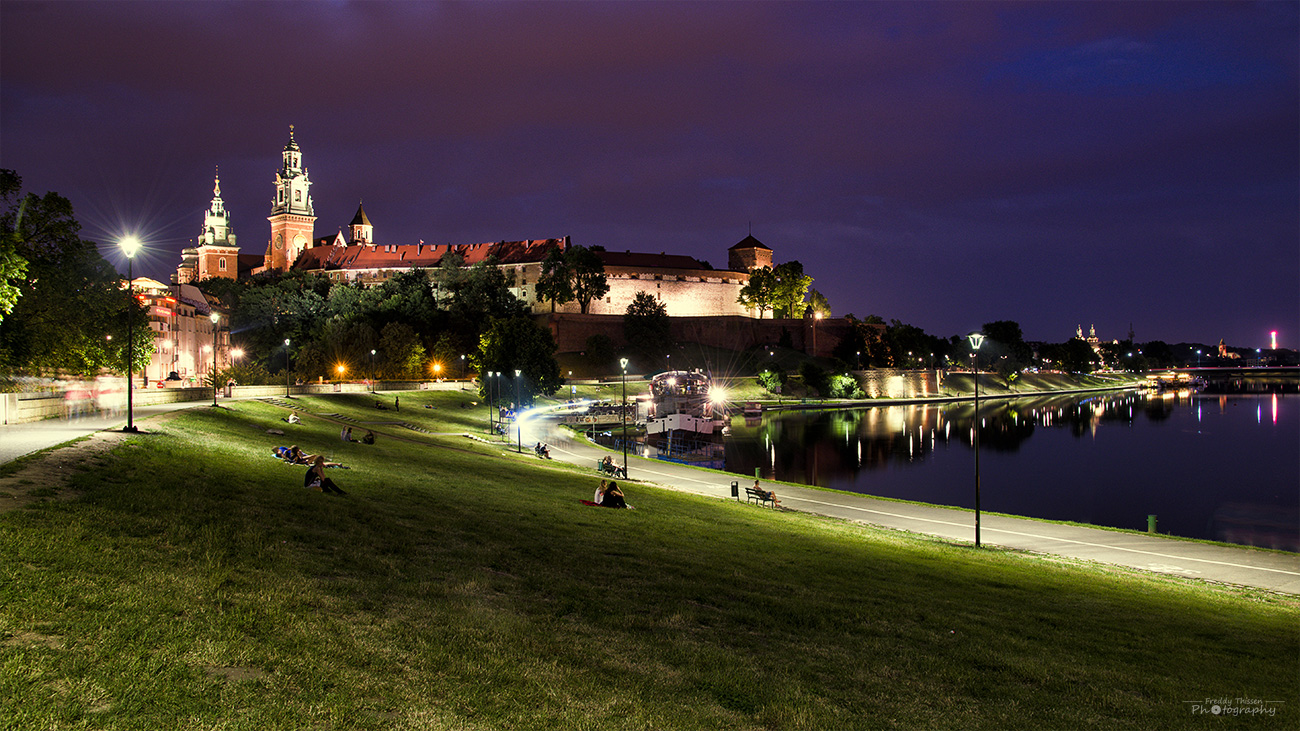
[3,395,1294,729]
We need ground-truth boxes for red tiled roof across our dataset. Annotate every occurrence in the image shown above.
[291,238,566,272]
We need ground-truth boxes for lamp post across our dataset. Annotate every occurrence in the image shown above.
[514,369,522,453]
[665,353,671,373]
[370,349,376,393]
[284,338,291,397]
[620,357,629,479]
[856,350,861,370]
[119,236,142,432]
[460,354,465,384]
[968,332,985,547]
[483,369,491,431]
[210,312,220,407]
[812,311,823,356]
[433,362,442,381]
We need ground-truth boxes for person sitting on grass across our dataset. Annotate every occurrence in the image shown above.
[341,426,354,442]
[304,455,347,495]
[284,412,301,424]
[361,430,375,445]
[594,479,607,505]
[753,479,780,508]
[600,456,625,478]
[600,481,632,509]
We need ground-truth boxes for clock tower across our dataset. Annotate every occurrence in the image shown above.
[265,125,316,271]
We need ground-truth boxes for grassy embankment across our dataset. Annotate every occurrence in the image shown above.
[2,390,1295,730]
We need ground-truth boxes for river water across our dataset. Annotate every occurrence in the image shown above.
[722,380,1298,550]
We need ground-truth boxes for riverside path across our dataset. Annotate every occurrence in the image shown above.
[520,407,1300,595]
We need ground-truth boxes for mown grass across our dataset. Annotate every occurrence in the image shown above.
[1,398,1296,730]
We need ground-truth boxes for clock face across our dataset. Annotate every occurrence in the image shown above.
[275,235,283,250]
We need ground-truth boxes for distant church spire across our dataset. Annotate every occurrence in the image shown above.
[349,200,373,244]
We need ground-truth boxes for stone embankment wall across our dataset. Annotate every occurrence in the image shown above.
[0,379,454,425]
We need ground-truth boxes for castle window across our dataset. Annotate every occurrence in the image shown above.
[295,190,301,202]
[218,257,227,271]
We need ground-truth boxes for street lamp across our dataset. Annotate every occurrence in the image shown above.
[433,362,442,381]
[812,311,823,356]
[483,369,491,431]
[119,236,142,433]
[856,350,861,369]
[514,369,522,453]
[336,364,346,382]
[284,338,291,397]
[370,349,376,393]
[460,354,466,382]
[210,312,220,407]
[620,357,629,479]
[968,332,986,547]
[665,353,671,372]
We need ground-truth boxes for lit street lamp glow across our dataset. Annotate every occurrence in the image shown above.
[620,357,629,479]
[210,312,220,407]
[968,332,985,547]
[119,235,142,433]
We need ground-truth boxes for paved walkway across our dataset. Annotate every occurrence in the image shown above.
[521,414,1300,595]
[5,396,1298,595]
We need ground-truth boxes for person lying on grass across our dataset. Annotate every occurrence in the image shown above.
[278,445,342,468]
[304,455,347,495]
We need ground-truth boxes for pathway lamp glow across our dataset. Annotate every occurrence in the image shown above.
[210,312,220,407]
[514,369,522,453]
[460,354,466,381]
[968,332,986,547]
[433,362,442,380]
[370,349,376,393]
[284,339,291,397]
[119,236,142,432]
[336,364,346,383]
[620,357,629,479]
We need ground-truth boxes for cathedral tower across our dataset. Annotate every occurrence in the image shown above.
[265,125,316,271]
[175,168,239,283]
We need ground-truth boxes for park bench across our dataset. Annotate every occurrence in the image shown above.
[745,486,775,507]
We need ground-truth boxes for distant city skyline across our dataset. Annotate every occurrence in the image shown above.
[1,1,1295,348]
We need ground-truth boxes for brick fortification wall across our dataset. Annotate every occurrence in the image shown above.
[540,314,855,359]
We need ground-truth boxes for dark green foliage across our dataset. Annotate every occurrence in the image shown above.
[535,245,573,313]
[757,366,785,394]
[798,361,827,396]
[584,333,616,373]
[568,245,609,314]
[478,316,562,403]
[0,170,152,375]
[736,266,775,318]
[624,291,672,368]
[771,261,812,319]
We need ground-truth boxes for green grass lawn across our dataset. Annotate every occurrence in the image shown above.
[2,398,1296,730]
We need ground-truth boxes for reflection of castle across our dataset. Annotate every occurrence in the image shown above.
[174,126,783,319]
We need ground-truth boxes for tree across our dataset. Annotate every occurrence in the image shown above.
[0,172,151,375]
[477,316,562,404]
[568,246,609,314]
[623,291,671,369]
[771,261,812,319]
[381,322,428,379]
[982,320,1032,366]
[757,366,785,394]
[535,245,574,313]
[736,266,776,318]
[0,170,29,322]
[807,288,831,318]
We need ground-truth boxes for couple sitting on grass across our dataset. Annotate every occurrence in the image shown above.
[594,479,632,509]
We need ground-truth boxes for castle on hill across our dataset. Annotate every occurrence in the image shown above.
[174,127,777,318]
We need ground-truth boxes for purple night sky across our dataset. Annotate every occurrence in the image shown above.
[2,1,1295,348]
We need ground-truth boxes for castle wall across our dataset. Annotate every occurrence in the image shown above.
[540,313,854,358]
